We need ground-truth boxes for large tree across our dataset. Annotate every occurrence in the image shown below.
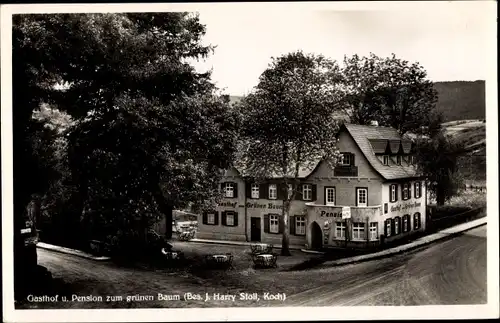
[237,51,341,255]
[340,53,439,135]
[12,12,237,293]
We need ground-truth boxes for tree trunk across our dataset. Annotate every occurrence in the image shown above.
[154,188,173,239]
[281,200,291,256]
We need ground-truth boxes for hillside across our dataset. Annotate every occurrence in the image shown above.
[433,80,485,122]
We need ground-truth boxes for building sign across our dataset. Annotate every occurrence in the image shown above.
[341,206,351,219]
[245,202,283,210]
[319,210,342,218]
[218,201,238,208]
[390,201,422,212]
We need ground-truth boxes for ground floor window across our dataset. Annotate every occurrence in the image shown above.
[295,216,306,235]
[352,222,365,240]
[385,219,392,237]
[402,215,410,232]
[394,217,401,235]
[369,222,378,240]
[225,211,235,226]
[414,212,421,230]
[207,213,215,224]
[335,222,346,238]
[269,214,279,233]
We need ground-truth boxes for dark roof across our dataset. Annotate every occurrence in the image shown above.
[343,124,419,180]
[368,139,388,153]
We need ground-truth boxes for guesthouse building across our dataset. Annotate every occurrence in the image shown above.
[196,123,427,250]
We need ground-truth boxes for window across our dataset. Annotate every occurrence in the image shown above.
[335,222,346,238]
[394,217,400,235]
[269,214,279,233]
[224,183,235,198]
[369,223,378,240]
[340,153,352,166]
[386,220,392,237]
[325,187,335,205]
[269,184,277,200]
[356,188,367,207]
[295,216,306,235]
[397,155,402,165]
[207,213,215,225]
[251,184,259,199]
[415,182,421,199]
[302,184,312,201]
[225,211,235,226]
[403,215,409,232]
[383,155,389,165]
[390,184,397,202]
[384,203,388,214]
[352,223,365,240]
[402,183,409,200]
[414,213,421,230]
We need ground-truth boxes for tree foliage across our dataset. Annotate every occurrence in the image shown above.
[13,13,238,253]
[237,51,341,255]
[414,131,466,205]
[340,53,440,135]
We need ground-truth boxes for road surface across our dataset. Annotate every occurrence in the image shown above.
[20,225,486,308]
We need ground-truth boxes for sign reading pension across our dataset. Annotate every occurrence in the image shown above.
[341,206,351,219]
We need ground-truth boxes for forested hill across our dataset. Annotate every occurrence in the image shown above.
[433,80,485,122]
[229,80,486,123]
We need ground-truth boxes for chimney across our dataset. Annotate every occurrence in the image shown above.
[370,120,379,127]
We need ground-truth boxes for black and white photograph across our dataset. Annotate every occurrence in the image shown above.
[1,1,498,322]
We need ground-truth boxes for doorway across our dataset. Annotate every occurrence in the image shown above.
[250,217,261,242]
[310,221,323,250]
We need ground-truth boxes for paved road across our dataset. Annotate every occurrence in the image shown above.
[286,225,487,306]
[25,225,486,308]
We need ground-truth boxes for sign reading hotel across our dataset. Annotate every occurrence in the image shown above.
[217,201,283,210]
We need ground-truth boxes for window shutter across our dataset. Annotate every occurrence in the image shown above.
[214,211,219,225]
[351,153,355,166]
[264,214,270,233]
[221,211,227,226]
[414,183,417,199]
[391,218,395,236]
[279,215,284,233]
[233,183,238,198]
[202,212,208,225]
[246,182,252,198]
[233,212,239,227]
[220,183,224,193]
[389,185,393,202]
[384,219,388,236]
[408,214,412,231]
[290,216,296,235]
[408,183,411,199]
[278,183,287,200]
[260,183,268,199]
[297,185,303,201]
[312,184,317,201]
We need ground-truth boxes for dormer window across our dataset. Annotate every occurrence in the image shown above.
[383,155,389,165]
[396,155,402,165]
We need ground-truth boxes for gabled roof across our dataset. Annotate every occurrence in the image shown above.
[342,123,419,180]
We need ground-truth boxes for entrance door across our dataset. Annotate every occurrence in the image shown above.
[250,217,261,242]
[310,221,323,250]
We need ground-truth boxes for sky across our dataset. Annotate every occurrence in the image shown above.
[190,2,494,96]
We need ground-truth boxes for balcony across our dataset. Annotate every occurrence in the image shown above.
[333,165,358,177]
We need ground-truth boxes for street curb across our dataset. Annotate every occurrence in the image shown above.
[188,239,304,250]
[36,242,111,261]
[319,217,486,267]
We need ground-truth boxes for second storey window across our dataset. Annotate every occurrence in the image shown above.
[356,188,367,207]
[402,183,409,200]
[325,187,336,205]
[414,182,421,199]
[269,214,279,233]
[390,184,398,202]
[302,184,312,201]
[251,184,259,199]
[224,182,235,198]
[352,223,365,240]
[269,184,277,200]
